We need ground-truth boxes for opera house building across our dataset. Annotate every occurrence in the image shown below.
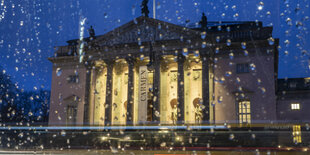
[48,16,279,126]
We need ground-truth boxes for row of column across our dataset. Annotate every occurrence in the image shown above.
[84,54,210,125]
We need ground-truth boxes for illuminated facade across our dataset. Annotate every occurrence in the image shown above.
[48,16,279,126]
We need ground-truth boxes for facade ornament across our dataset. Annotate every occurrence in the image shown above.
[141,0,150,17]
[199,13,208,31]
[88,25,95,40]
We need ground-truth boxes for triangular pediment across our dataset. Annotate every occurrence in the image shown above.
[95,16,200,46]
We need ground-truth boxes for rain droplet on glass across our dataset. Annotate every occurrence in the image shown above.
[56,68,62,76]
[226,39,231,46]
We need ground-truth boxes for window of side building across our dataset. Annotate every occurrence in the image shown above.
[291,103,300,110]
[66,105,77,126]
[238,100,251,124]
[67,75,79,83]
[236,63,250,74]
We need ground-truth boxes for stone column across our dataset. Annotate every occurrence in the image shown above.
[83,65,94,125]
[177,54,185,124]
[152,56,161,123]
[88,67,97,125]
[126,58,135,125]
[104,60,114,126]
[83,66,91,125]
[201,54,210,122]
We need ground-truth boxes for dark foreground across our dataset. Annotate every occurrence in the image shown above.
[0,123,309,154]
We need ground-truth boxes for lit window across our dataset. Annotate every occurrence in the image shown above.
[292,125,302,143]
[66,105,77,126]
[291,103,300,110]
[238,101,251,124]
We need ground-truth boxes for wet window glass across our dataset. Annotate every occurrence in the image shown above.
[0,0,310,154]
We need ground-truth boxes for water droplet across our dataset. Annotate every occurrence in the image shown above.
[229,134,234,140]
[202,41,206,48]
[155,111,160,117]
[241,42,246,49]
[221,13,226,18]
[226,27,231,32]
[260,87,266,94]
[251,134,256,139]
[232,5,237,11]
[226,39,231,46]
[268,37,274,45]
[250,63,256,70]
[104,13,108,19]
[18,133,24,138]
[140,54,144,61]
[243,50,248,56]
[217,96,223,103]
[140,46,144,52]
[137,38,141,45]
[229,52,234,59]
[28,112,33,117]
[201,31,206,39]
[213,58,218,64]
[257,78,262,85]
[284,50,289,56]
[286,18,292,26]
[194,50,199,57]
[257,2,264,11]
[266,11,271,18]
[180,36,184,41]
[219,77,225,84]
[56,68,62,76]
[284,40,290,47]
[182,48,188,56]
[217,26,222,31]
[236,77,241,83]
[61,130,66,136]
[225,71,232,77]
[233,13,239,20]
[216,36,220,43]
[160,142,166,147]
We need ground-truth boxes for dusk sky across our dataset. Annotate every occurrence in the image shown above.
[0,0,309,91]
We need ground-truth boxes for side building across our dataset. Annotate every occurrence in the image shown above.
[48,16,279,126]
[277,78,310,122]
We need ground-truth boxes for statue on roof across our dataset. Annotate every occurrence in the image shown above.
[141,0,149,17]
[199,13,208,31]
[88,25,95,40]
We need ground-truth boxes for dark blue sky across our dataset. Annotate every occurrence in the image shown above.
[0,0,309,91]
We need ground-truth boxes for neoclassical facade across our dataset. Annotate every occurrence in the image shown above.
[48,16,279,126]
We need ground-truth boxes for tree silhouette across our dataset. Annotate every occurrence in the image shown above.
[141,0,149,17]
[0,66,50,124]
[0,66,20,122]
